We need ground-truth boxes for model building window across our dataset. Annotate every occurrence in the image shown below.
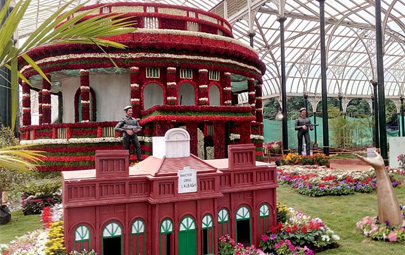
[144,17,158,29]
[209,84,220,106]
[178,216,197,255]
[75,87,97,122]
[235,206,251,247]
[102,222,123,255]
[259,204,270,237]
[187,21,199,32]
[180,69,193,79]
[131,219,145,255]
[160,219,173,255]
[178,83,195,105]
[208,70,219,81]
[201,214,214,255]
[74,225,90,251]
[143,83,164,110]
[217,208,229,236]
[146,67,160,78]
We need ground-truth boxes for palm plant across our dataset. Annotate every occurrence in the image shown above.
[1,0,136,130]
[0,0,136,221]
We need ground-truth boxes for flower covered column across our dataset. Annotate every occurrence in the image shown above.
[223,72,232,106]
[187,122,198,156]
[166,67,177,105]
[248,78,256,116]
[80,70,90,122]
[41,74,52,124]
[22,81,31,126]
[255,83,263,136]
[130,67,141,118]
[198,69,209,105]
[239,121,251,144]
[213,121,225,158]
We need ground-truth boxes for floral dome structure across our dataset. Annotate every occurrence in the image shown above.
[18,2,266,171]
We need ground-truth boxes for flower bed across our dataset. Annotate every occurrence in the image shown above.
[259,205,339,254]
[277,165,402,196]
[280,153,329,166]
[356,206,405,242]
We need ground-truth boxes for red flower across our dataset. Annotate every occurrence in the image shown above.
[301,225,308,234]
[261,234,269,242]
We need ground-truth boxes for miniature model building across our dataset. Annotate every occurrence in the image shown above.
[63,128,277,255]
[19,2,266,171]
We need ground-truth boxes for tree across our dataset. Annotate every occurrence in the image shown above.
[1,0,136,130]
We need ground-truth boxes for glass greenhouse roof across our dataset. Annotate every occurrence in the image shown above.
[16,0,405,104]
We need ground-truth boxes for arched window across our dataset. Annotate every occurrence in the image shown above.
[178,83,195,105]
[201,214,214,255]
[143,83,164,110]
[74,87,97,122]
[74,225,90,251]
[236,206,251,247]
[131,219,145,255]
[178,216,197,255]
[160,219,173,255]
[217,208,229,237]
[102,222,123,255]
[209,84,220,106]
[259,204,270,237]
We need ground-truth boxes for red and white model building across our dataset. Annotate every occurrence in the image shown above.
[63,128,277,255]
[19,2,266,171]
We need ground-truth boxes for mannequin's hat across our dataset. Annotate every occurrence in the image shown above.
[124,105,132,111]
[299,107,306,112]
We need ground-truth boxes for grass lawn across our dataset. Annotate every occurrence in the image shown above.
[277,173,405,254]
[0,210,41,245]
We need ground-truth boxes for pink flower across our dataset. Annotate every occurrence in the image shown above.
[261,234,268,242]
[388,231,397,242]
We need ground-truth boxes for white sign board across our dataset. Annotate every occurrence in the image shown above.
[367,147,377,158]
[178,166,197,193]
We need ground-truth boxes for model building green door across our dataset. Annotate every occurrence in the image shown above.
[178,216,197,255]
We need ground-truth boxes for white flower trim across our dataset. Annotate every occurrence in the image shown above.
[42,89,50,92]
[42,103,51,107]
[248,91,256,95]
[229,133,264,141]
[81,120,90,123]
[167,82,177,86]
[131,98,140,102]
[250,104,256,107]
[199,98,208,101]
[130,66,139,71]
[23,93,30,97]
[224,87,232,91]
[158,7,187,16]
[167,96,177,100]
[167,67,177,71]
[81,100,90,104]
[248,78,255,81]
[224,72,231,76]
[199,85,208,88]
[256,97,263,100]
[21,52,262,75]
[224,100,232,104]
[131,83,139,88]
[23,107,30,111]
[199,69,208,72]
[256,84,262,87]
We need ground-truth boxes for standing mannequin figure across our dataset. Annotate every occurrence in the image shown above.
[295,107,313,155]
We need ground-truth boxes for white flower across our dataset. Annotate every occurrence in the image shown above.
[332,235,340,241]
[321,235,330,242]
